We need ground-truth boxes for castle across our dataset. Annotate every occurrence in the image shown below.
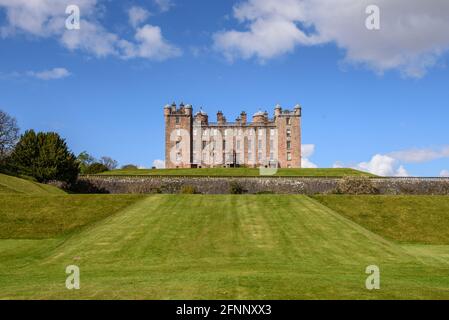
[164,103,302,169]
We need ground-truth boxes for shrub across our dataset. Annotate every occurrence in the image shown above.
[229,181,245,194]
[180,185,197,194]
[121,164,138,170]
[84,163,109,174]
[335,176,379,195]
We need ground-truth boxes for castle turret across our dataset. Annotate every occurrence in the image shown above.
[274,104,282,117]
[194,108,208,125]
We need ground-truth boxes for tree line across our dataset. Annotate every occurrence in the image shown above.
[0,110,139,184]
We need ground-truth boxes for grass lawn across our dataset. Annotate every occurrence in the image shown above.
[99,167,373,177]
[1,194,449,299]
[312,195,449,245]
[0,173,66,195]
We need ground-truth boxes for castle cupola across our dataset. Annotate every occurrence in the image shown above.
[252,110,266,123]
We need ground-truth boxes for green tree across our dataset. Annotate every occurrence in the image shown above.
[10,130,79,183]
[77,151,96,174]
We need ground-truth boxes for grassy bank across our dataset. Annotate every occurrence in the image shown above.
[312,195,449,244]
[0,194,144,239]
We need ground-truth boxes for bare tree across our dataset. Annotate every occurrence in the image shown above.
[0,110,19,159]
[100,156,118,170]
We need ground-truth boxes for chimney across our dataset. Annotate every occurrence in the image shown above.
[217,111,226,124]
[240,111,247,125]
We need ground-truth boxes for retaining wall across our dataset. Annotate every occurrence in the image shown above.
[75,175,449,195]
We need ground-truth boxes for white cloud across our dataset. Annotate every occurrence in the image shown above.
[440,170,449,177]
[27,67,71,80]
[0,0,179,61]
[152,159,165,169]
[335,154,409,177]
[119,24,181,60]
[301,144,318,168]
[214,0,449,77]
[388,147,449,163]
[154,0,173,13]
[128,6,150,28]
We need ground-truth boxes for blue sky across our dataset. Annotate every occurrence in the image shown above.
[1,0,449,176]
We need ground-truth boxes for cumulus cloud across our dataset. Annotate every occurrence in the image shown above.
[152,159,165,169]
[214,0,449,77]
[0,0,179,60]
[301,144,318,168]
[353,154,408,177]
[128,6,150,28]
[27,67,71,80]
[119,25,181,60]
[440,170,449,177]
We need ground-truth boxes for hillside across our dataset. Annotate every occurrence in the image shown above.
[1,195,449,299]
[98,167,373,177]
[0,173,66,195]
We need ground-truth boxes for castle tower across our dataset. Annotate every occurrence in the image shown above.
[274,104,301,168]
[164,102,193,168]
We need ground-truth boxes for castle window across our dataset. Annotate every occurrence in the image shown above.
[270,139,273,150]
[237,140,241,150]
[287,141,291,150]
[286,129,291,138]
[202,141,207,150]
[176,141,180,150]
[287,152,292,161]
[223,140,226,150]
[286,117,291,125]
[176,117,180,124]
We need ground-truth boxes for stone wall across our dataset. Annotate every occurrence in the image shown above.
[75,175,449,195]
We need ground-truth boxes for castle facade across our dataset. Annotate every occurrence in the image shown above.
[164,103,302,168]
